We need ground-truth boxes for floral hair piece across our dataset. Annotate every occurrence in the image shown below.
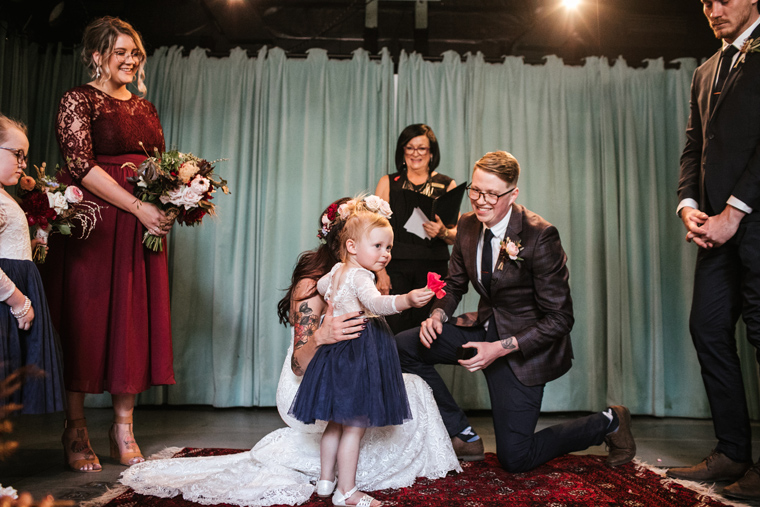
[317,202,341,243]
[318,195,392,243]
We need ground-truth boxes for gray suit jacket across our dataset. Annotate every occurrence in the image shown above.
[432,205,574,386]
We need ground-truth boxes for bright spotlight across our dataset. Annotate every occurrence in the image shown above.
[563,0,581,9]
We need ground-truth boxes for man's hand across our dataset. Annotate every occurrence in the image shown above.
[458,337,518,372]
[698,205,745,248]
[681,206,709,242]
[419,309,445,348]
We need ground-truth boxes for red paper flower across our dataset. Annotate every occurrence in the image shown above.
[427,272,447,299]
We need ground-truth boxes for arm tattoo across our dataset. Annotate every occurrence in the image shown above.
[500,337,517,351]
[291,354,304,376]
[293,302,318,351]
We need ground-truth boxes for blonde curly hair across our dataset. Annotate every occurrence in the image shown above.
[81,16,148,95]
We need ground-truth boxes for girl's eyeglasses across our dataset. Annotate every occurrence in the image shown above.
[0,146,28,166]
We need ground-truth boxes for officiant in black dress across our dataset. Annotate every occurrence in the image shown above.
[375,124,460,333]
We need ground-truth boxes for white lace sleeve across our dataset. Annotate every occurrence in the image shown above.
[353,268,400,316]
[0,203,17,301]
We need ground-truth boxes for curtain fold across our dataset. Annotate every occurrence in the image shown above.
[142,46,393,407]
[3,24,758,417]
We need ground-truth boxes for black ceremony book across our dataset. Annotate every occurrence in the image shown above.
[401,181,467,227]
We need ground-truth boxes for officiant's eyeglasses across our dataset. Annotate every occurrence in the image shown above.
[467,185,515,205]
[0,147,28,166]
[404,145,430,155]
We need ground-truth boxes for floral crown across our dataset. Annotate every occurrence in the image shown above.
[317,195,393,243]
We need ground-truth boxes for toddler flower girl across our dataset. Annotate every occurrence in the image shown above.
[289,195,435,507]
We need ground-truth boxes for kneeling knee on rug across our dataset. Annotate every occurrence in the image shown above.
[498,453,533,474]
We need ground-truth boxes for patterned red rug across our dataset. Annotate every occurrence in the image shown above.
[95,448,742,507]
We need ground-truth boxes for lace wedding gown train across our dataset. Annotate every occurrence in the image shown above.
[120,343,461,506]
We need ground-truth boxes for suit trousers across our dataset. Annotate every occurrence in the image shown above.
[689,222,760,463]
[396,321,610,472]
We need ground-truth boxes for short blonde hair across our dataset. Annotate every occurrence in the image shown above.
[81,16,148,95]
[337,200,392,262]
[474,151,520,185]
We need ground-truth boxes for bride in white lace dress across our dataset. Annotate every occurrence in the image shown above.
[119,198,460,506]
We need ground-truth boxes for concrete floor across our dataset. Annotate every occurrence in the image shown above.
[2,407,760,506]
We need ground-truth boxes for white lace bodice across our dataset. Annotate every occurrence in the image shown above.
[0,191,32,300]
[119,341,461,506]
[317,264,400,317]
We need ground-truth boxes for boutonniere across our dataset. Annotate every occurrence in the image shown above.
[735,38,760,68]
[497,237,523,270]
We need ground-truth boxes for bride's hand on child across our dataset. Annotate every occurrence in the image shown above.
[405,288,435,308]
[317,300,366,345]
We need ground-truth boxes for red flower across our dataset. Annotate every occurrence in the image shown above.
[427,272,447,299]
[179,206,207,226]
[326,203,338,222]
[20,191,56,227]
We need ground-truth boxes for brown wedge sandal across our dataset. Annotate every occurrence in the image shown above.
[62,418,102,473]
[109,414,145,466]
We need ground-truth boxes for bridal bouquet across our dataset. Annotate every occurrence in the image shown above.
[17,163,102,263]
[124,147,230,252]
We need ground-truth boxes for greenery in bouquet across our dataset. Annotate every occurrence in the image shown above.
[16,163,103,263]
[124,146,230,252]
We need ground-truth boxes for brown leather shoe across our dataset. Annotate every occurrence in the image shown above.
[451,436,485,461]
[604,406,636,467]
[724,464,760,500]
[666,450,751,482]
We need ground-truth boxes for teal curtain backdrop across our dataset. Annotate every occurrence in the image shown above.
[2,26,758,417]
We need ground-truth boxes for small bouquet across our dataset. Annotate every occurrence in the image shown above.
[17,163,102,263]
[124,146,230,252]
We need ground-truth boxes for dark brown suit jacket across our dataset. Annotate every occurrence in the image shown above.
[432,205,574,386]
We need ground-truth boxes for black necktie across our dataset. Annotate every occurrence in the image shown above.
[481,228,494,294]
[711,45,739,113]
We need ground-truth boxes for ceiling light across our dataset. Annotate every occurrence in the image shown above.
[562,0,581,9]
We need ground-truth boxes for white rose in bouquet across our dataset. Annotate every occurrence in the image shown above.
[47,191,68,214]
[189,174,211,194]
[160,186,204,210]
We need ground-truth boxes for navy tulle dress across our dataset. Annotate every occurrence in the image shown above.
[289,264,411,428]
[0,191,65,414]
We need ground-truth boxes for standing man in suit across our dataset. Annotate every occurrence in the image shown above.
[666,0,760,500]
[395,151,635,472]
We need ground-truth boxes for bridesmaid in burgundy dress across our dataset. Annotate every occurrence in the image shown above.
[43,16,174,472]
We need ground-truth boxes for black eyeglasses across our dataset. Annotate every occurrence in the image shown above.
[0,147,28,166]
[467,185,515,205]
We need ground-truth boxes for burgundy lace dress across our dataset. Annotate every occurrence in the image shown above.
[41,84,174,394]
